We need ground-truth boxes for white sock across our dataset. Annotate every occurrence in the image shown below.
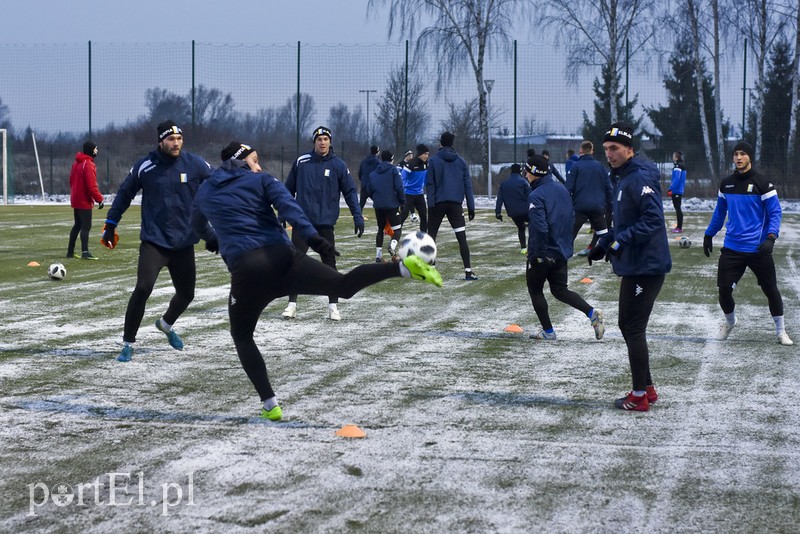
[376,247,382,259]
[285,302,296,310]
[633,390,646,397]
[328,303,338,311]
[724,312,736,327]
[774,315,786,334]
[399,261,411,278]
[159,318,173,331]
[263,397,278,410]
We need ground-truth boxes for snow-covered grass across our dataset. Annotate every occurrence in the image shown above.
[1,205,799,532]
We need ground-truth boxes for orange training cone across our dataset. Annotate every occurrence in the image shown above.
[383,221,394,237]
[504,324,524,333]
[580,277,593,284]
[335,424,367,439]
[28,261,41,267]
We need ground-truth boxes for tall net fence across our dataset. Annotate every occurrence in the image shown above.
[0,40,787,200]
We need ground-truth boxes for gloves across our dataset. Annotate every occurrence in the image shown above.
[495,213,503,221]
[468,210,475,221]
[97,201,104,210]
[607,241,621,257]
[354,222,365,238]
[587,245,607,266]
[703,235,713,257]
[758,234,777,255]
[205,236,219,254]
[100,222,119,250]
[308,235,340,257]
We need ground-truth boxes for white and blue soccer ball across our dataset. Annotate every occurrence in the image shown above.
[397,231,437,265]
[679,236,692,249]
[48,263,66,280]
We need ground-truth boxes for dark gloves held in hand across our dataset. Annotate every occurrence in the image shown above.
[587,245,606,265]
[97,201,104,210]
[468,210,475,221]
[308,235,341,257]
[205,236,219,254]
[354,222,365,238]
[101,222,117,249]
[703,235,713,257]
[495,214,503,221]
[758,234,777,255]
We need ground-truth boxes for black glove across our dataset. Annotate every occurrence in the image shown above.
[354,222,365,238]
[468,210,475,221]
[308,235,340,257]
[587,245,606,266]
[703,235,713,257]
[205,236,219,254]
[758,234,776,255]
[606,241,620,257]
[97,201,104,210]
[495,213,503,221]
[101,222,117,249]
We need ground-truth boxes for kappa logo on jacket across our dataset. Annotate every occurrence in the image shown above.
[641,185,655,196]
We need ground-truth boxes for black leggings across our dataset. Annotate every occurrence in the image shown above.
[672,195,683,229]
[427,201,471,269]
[67,209,93,255]
[526,259,592,331]
[289,225,337,303]
[229,244,401,401]
[618,274,664,391]
[511,215,528,249]
[400,194,428,233]
[374,208,402,249]
[123,242,196,343]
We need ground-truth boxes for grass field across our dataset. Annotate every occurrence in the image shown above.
[1,204,799,533]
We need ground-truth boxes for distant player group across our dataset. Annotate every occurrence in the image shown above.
[62,118,792,416]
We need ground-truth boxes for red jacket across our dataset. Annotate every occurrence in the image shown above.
[69,152,104,209]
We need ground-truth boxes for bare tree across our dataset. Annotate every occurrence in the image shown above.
[368,0,529,170]
[0,97,11,130]
[194,85,235,129]
[685,0,717,180]
[144,88,191,125]
[788,0,800,166]
[726,0,787,162]
[711,0,725,175]
[327,103,367,145]
[277,93,317,146]
[543,0,657,123]
[376,65,430,155]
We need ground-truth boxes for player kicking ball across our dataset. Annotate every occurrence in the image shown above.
[191,141,442,422]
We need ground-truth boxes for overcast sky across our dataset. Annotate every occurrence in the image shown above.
[1,0,391,44]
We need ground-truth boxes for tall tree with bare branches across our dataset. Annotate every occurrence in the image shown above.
[543,0,657,124]
[368,0,529,171]
[787,0,800,166]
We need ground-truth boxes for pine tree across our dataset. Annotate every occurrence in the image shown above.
[582,63,641,149]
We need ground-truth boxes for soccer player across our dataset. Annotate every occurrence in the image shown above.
[495,163,531,254]
[524,155,604,341]
[282,126,365,321]
[668,151,686,233]
[399,144,430,232]
[366,150,405,262]
[589,123,672,412]
[66,141,104,260]
[358,145,380,212]
[102,120,213,363]
[191,141,442,421]
[426,131,478,280]
[703,141,793,346]
[566,140,613,256]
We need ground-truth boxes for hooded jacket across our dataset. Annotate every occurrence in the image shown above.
[669,159,686,196]
[106,148,212,250]
[69,152,104,209]
[526,174,575,261]
[284,148,363,228]
[705,167,782,253]
[401,156,427,196]
[191,160,317,267]
[599,157,672,277]
[367,161,405,210]
[495,172,530,218]
[358,153,380,203]
[425,146,475,211]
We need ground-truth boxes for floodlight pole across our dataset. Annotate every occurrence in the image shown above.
[359,89,377,143]
[484,79,495,199]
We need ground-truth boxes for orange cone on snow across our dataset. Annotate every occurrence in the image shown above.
[504,324,524,333]
[335,424,366,439]
[580,277,593,284]
[28,261,40,267]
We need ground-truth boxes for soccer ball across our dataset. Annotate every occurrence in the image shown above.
[397,231,437,264]
[48,263,66,280]
[679,236,692,249]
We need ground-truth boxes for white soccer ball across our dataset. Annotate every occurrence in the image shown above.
[679,236,692,249]
[397,231,437,265]
[48,263,67,280]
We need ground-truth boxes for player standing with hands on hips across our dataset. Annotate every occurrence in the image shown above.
[101,120,213,362]
[282,126,365,321]
[191,141,442,421]
[588,123,671,411]
[703,141,792,345]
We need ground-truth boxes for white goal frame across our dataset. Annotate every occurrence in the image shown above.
[1,129,7,205]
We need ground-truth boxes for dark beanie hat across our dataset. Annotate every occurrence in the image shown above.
[603,122,635,147]
[440,132,455,147]
[157,120,182,141]
[82,141,97,156]
[525,155,549,177]
[733,141,754,161]
[221,141,255,162]
[416,143,430,156]
[510,163,522,174]
[380,149,394,162]
[370,145,379,155]
[312,126,332,141]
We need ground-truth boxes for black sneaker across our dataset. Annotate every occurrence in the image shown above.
[81,252,98,260]
[465,270,478,281]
